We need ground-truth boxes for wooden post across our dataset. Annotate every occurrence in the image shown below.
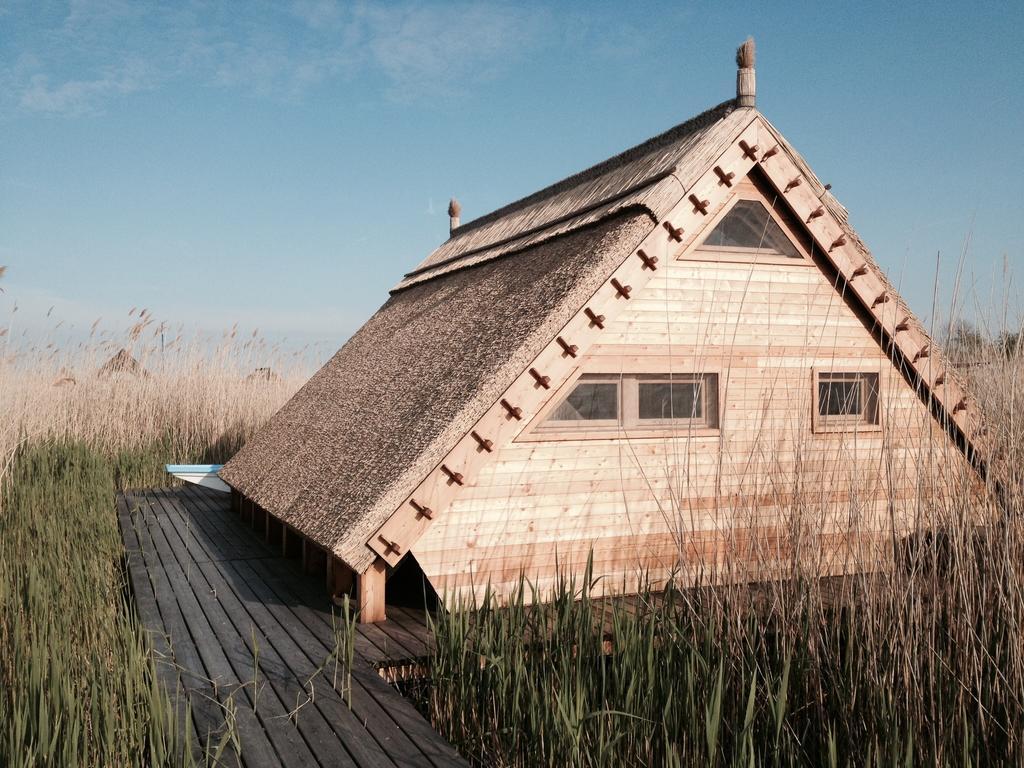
[357,558,387,623]
[304,542,327,577]
[283,526,302,559]
[266,515,282,547]
[328,556,355,600]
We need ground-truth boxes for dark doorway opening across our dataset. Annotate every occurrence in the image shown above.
[387,553,440,612]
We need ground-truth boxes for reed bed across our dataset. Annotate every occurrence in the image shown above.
[0,327,308,766]
[4,290,1024,766]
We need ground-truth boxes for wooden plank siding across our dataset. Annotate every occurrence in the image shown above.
[412,184,979,607]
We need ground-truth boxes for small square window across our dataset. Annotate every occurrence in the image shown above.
[815,372,879,431]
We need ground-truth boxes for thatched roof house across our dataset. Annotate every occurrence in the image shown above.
[222,40,986,622]
[97,348,147,378]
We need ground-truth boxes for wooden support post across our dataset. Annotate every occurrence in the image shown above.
[328,556,355,602]
[304,542,327,577]
[267,515,282,547]
[357,558,387,623]
[283,526,302,559]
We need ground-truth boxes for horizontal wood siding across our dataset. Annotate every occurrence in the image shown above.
[413,248,977,606]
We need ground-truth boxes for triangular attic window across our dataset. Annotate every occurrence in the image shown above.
[698,199,801,258]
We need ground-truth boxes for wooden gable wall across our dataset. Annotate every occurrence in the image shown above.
[411,174,979,607]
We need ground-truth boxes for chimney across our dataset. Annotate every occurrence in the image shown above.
[736,37,756,108]
[448,198,462,234]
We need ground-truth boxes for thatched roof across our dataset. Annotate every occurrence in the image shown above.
[221,211,653,569]
[97,348,147,378]
[396,100,750,290]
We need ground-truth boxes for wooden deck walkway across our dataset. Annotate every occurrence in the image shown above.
[117,484,467,768]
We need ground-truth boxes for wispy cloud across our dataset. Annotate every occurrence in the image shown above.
[19,59,153,116]
[2,0,554,117]
[354,3,550,100]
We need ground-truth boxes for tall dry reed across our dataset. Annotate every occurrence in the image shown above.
[0,307,314,765]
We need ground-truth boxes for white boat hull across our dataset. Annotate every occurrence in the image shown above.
[165,464,230,493]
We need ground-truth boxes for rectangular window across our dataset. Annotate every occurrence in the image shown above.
[636,374,718,428]
[815,371,879,431]
[539,373,718,433]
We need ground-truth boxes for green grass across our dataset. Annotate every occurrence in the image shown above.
[418,545,1024,767]
[0,437,243,767]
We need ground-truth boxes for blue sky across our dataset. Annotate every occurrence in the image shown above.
[2,0,1022,362]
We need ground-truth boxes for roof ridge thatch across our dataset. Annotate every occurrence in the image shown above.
[398,101,753,291]
[97,348,148,378]
[449,98,739,239]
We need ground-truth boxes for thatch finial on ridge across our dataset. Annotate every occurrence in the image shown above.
[736,36,756,108]
[448,198,462,234]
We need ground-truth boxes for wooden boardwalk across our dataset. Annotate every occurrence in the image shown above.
[118,485,468,768]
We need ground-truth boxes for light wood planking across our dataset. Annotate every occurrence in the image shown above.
[413,173,979,606]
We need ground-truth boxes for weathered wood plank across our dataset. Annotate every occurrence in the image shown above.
[129,493,251,765]
[147,489,354,768]
[117,492,204,764]
[141,490,298,768]
[152,486,467,768]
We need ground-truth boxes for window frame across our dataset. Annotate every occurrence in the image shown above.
[629,373,719,428]
[522,369,721,442]
[682,180,816,267]
[811,368,882,434]
[539,374,621,430]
